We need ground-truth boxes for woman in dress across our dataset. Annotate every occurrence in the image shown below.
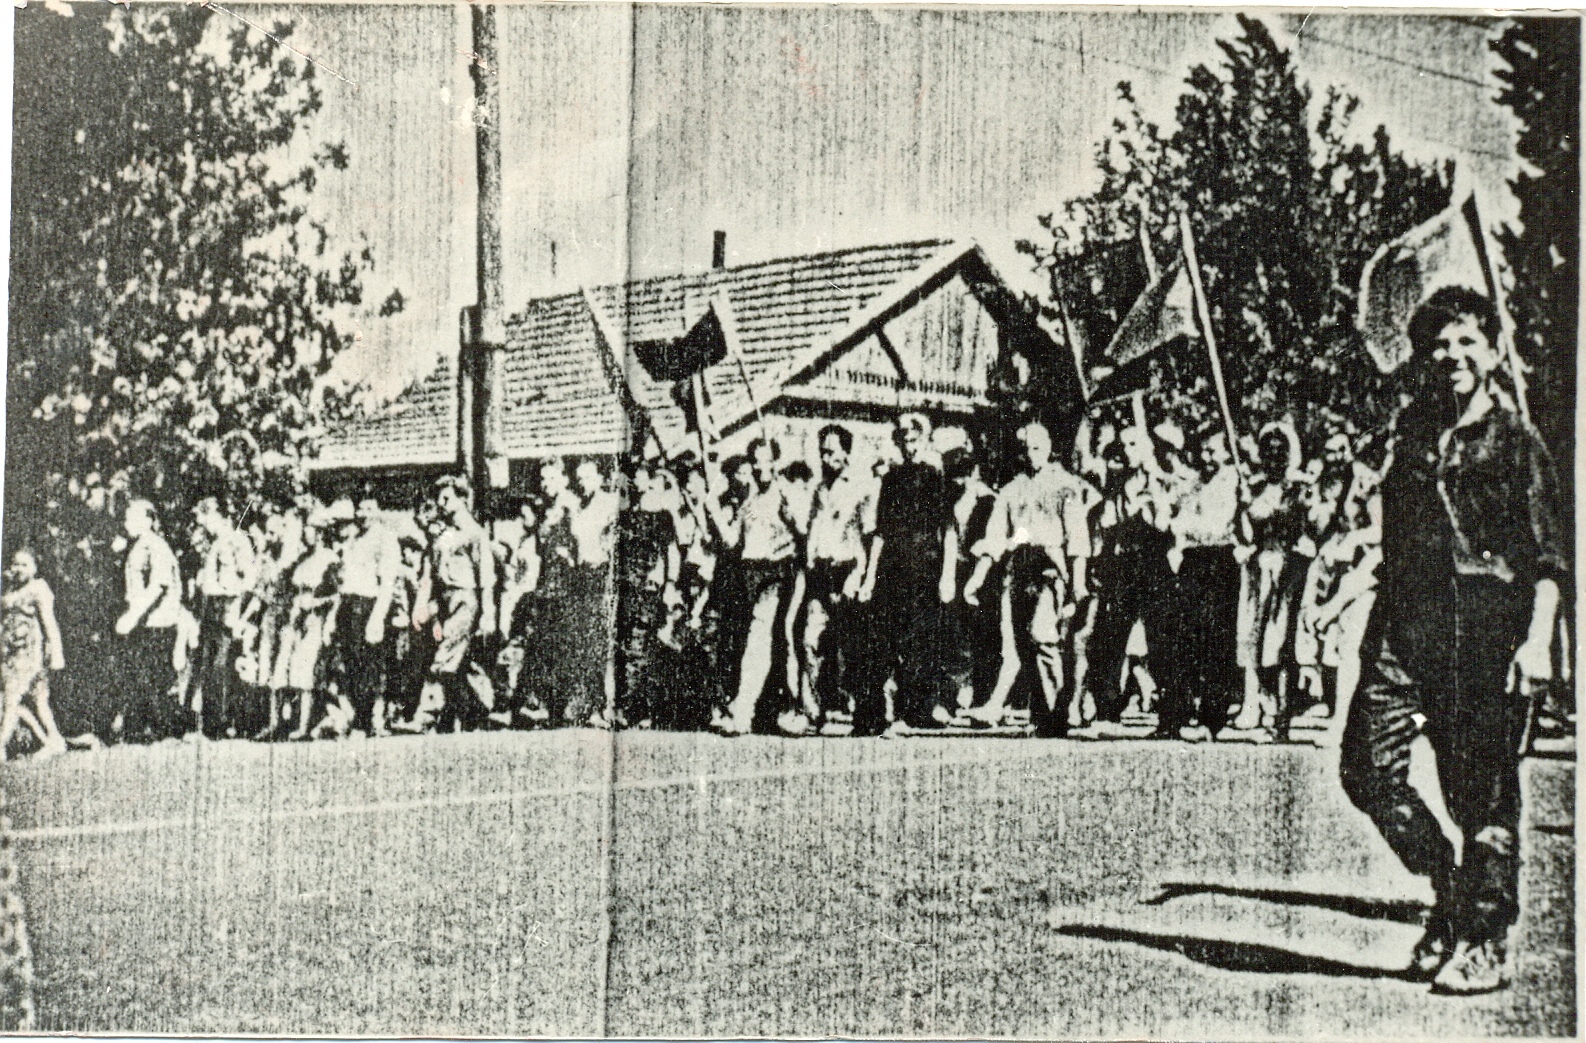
[274,507,342,740]
[1233,421,1310,740]
[245,507,306,739]
[0,550,68,759]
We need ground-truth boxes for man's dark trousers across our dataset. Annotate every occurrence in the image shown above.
[1341,575,1533,943]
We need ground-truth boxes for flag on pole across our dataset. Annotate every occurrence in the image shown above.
[634,301,729,382]
[1097,256,1197,374]
[1357,191,1496,374]
[1177,211,1244,476]
[1086,214,1243,476]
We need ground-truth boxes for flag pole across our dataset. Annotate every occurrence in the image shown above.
[1178,211,1243,475]
[1055,291,1088,401]
[1462,193,1531,424]
[690,371,714,498]
[1139,200,1159,283]
[731,351,767,438]
[711,293,768,440]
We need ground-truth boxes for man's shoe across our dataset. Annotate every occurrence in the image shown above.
[1431,936,1509,995]
[776,710,814,736]
[709,712,749,737]
[1407,914,1454,981]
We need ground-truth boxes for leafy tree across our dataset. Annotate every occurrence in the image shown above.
[7,5,373,730]
[1491,16,1577,522]
[1020,15,1452,457]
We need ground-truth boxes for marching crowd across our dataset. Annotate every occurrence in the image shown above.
[0,404,1388,755]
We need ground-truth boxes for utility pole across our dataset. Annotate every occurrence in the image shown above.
[461,1,506,491]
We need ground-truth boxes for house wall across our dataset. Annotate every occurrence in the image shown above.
[793,272,1001,410]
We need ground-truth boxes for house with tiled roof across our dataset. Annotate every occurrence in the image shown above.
[312,239,1083,497]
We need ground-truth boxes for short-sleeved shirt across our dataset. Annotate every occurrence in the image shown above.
[573,490,619,568]
[806,472,878,566]
[1173,465,1239,549]
[197,523,257,599]
[431,521,490,592]
[983,462,1095,567]
[125,532,182,629]
[738,481,802,563]
[339,524,400,599]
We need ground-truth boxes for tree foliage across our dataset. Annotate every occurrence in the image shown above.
[7,5,372,724]
[1491,16,1578,501]
[1019,15,1453,454]
[10,5,368,523]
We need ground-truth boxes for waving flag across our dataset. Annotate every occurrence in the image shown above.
[1358,192,1494,374]
[1100,255,1197,373]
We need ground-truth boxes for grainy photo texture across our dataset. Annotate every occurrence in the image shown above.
[1,3,1577,1037]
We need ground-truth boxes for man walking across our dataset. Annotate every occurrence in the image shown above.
[114,499,185,742]
[857,413,951,735]
[715,437,807,735]
[964,419,1096,737]
[1340,287,1566,994]
[332,497,401,737]
[427,477,496,732]
[800,424,877,731]
[1083,424,1175,732]
[188,497,258,739]
[1157,432,1242,741]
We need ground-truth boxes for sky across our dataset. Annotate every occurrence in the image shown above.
[221,5,1524,398]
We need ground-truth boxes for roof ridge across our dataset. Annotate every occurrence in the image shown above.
[697,237,956,278]
[515,238,958,315]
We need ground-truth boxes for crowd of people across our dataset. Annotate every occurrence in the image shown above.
[0,399,1391,754]
[0,286,1564,996]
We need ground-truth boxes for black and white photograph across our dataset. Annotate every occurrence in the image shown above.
[0,2,1577,1036]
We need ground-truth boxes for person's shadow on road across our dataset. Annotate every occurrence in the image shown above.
[1054,923,1416,980]
[1052,882,1431,981]
[1142,881,1429,925]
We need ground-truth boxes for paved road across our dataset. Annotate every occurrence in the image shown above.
[3,730,1574,1037]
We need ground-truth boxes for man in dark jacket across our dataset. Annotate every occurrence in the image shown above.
[1341,287,1566,995]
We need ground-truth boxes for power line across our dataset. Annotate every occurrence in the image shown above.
[941,10,1177,82]
[1298,30,1493,91]
[944,9,1500,95]
[939,11,1513,163]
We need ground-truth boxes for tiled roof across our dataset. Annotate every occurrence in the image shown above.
[316,239,989,467]
[591,239,963,452]
[312,352,458,470]
[499,291,632,458]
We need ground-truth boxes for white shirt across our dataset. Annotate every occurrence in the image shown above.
[983,462,1096,565]
[197,523,257,599]
[125,532,182,629]
[340,523,400,599]
[738,482,803,563]
[573,490,619,567]
[1171,466,1240,548]
[805,472,878,566]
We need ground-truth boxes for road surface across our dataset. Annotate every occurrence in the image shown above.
[3,728,1574,1037]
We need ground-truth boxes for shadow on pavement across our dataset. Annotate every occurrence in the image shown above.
[1055,924,1415,981]
[1142,881,1428,926]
